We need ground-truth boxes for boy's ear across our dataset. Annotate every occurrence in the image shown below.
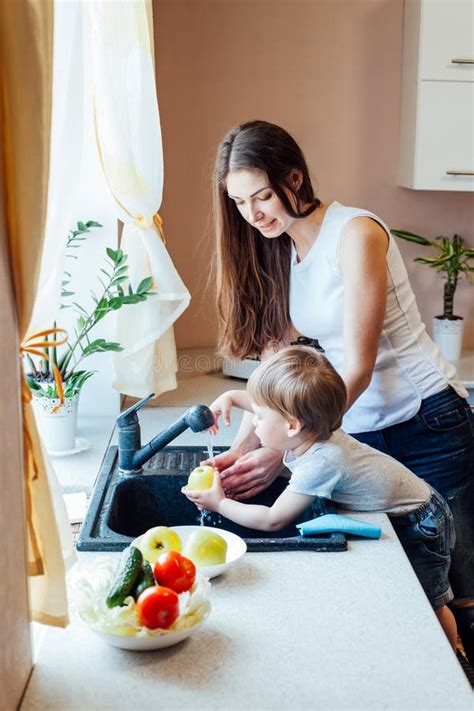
[287,417,303,438]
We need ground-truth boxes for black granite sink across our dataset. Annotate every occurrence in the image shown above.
[77,445,347,552]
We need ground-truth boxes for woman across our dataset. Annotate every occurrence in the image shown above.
[204,120,474,660]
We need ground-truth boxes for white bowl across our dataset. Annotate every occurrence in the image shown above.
[70,558,211,651]
[89,618,207,651]
[133,525,247,579]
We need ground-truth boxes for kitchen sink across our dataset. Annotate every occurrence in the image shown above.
[77,445,347,552]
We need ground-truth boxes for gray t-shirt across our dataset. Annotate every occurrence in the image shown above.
[284,429,430,515]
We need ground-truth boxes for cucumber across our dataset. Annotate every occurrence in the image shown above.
[132,560,155,600]
[106,545,143,608]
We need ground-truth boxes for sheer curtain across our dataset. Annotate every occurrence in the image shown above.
[1,0,71,627]
[30,0,85,333]
[89,0,190,398]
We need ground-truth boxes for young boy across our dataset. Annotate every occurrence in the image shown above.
[183,346,457,649]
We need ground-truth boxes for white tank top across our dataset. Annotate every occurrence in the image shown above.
[289,201,467,433]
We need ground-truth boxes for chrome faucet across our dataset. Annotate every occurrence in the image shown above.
[116,393,215,474]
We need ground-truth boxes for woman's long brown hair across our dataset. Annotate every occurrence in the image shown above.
[213,120,320,359]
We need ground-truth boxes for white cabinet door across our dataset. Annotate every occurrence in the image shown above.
[414,81,474,190]
[419,0,474,80]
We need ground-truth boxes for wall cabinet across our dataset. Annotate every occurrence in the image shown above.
[398,0,474,191]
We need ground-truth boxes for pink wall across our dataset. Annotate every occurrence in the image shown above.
[153,0,473,349]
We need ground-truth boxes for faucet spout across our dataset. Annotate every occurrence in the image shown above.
[116,397,214,474]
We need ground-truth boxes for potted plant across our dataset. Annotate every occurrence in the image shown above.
[391,229,474,361]
[24,220,155,454]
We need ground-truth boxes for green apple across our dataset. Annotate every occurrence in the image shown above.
[183,529,227,567]
[187,465,215,491]
[138,526,182,563]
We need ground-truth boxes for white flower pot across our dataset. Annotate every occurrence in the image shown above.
[32,393,80,454]
[432,316,464,362]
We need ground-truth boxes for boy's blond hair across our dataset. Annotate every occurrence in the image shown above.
[247,346,347,441]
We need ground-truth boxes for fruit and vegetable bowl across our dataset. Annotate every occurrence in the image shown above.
[133,525,247,579]
[69,553,211,651]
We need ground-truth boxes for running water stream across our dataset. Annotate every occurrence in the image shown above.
[206,432,214,463]
[197,433,221,526]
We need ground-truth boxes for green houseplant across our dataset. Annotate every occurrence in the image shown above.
[24,220,155,453]
[391,229,474,360]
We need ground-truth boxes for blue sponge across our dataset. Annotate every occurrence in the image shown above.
[297,513,381,539]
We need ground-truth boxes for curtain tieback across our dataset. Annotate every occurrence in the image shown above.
[134,211,166,245]
[20,327,69,490]
[20,327,69,408]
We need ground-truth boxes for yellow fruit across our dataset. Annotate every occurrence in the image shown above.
[183,529,227,567]
[138,526,181,563]
[187,465,215,491]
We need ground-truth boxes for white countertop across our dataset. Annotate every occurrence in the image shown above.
[22,520,473,710]
[49,416,116,494]
[24,375,474,710]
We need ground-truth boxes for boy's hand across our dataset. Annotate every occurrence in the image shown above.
[181,471,226,513]
[208,393,234,434]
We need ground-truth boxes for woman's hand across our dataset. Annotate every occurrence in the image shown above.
[200,448,241,473]
[202,447,285,501]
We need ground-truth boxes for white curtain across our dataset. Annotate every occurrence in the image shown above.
[89,0,190,398]
[30,0,85,334]
[27,0,85,601]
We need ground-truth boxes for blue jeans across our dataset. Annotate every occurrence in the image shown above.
[351,387,474,605]
[390,488,455,609]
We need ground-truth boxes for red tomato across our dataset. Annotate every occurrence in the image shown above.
[136,586,179,629]
[153,551,196,594]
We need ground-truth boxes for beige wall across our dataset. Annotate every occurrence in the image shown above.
[153,0,473,350]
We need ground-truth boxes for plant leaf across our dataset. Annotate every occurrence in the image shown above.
[414,255,451,265]
[390,229,432,245]
[26,376,42,391]
[72,301,89,315]
[136,276,153,294]
[122,294,142,305]
[108,297,123,310]
[112,276,128,285]
[81,339,123,355]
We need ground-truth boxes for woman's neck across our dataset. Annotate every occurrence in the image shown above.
[287,202,328,261]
